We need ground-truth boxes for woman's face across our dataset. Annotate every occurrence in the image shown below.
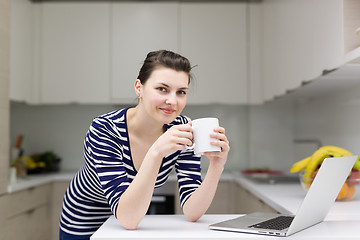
[136,67,189,125]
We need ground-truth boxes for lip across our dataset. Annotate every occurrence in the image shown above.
[160,108,176,114]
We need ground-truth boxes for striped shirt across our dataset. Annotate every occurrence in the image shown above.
[59,108,202,236]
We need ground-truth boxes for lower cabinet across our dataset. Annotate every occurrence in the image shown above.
[0,195,8,240]
[235,183,277,214]
[175,180,276,215]
[205,181,236,214]
[6,184,51,240]
[6,205,50,240]
[50,180,71,240]
[4,180,71,240]
[174,181,236,214]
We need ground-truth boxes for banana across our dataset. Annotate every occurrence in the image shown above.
[319,145,352,156]
[353,156,360,170]
[303,149,332,187]
[290,156,311,173]
[289,145,357,188]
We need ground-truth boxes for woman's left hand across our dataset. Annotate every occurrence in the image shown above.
[203,126,230,170]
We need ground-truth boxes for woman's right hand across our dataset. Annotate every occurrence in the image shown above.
[151,123,193,158]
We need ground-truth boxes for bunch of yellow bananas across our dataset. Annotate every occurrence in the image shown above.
[290,146,360,187]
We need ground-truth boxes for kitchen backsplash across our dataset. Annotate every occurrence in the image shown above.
[12,84,360,174]
[10,101,295,172]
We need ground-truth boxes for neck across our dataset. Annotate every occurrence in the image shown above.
[127,106,164,138]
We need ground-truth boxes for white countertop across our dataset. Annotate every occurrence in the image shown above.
[7,171,75,193]
[91,215,360,240]
[91,171,360,239]
[7,170,234,193]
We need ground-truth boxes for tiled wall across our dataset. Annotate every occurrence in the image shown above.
[10,101,296,172]
[10,104,253,171]
[295,84,360,159]
[0,0,10,194]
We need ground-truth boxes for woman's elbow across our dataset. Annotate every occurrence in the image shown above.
[117,216,140,230]
[184,211,202,222]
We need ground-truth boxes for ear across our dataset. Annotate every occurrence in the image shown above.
[134,79,142,96]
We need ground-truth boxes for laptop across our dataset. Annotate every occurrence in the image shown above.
[209,155,358,237]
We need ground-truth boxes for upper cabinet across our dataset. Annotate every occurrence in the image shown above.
[40,2,110,104]
[10,0,37,103]
[259,0,360,102]
[110,2,179,103]
[11,0,358,105]
[179,2,248,104]
[10,1,249,105]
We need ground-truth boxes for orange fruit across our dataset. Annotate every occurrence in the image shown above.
[337,182,356,200]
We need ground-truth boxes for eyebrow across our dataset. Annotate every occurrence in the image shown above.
[159,82,188,90]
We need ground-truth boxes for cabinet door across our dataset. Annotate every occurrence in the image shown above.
[111,2,179,103]
[10,0,37,103]
[261,0,343,101]
[6,204,50,240]
[40,2,110,104]
[180,3,248,104]
[206,181,235,214]
[236,183,277,214]
[0,195,8,239]
[50,181,70,240]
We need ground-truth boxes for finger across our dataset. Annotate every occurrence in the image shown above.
[213,126,225,134]
[210,132,228,142]
[175,123,192,132]
[203,151,222,158]
[210,140,230,152]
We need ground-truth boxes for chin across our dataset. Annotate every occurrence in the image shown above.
[158,111,179,124]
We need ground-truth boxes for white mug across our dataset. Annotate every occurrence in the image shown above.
[189,117,221,155]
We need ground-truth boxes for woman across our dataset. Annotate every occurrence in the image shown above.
[59,50,230,239]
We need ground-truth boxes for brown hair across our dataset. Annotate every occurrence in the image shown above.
[137,50,193,84]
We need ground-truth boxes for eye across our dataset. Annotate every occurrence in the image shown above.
[177,90,187,95]
[157,87,167,92]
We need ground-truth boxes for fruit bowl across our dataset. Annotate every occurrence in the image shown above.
[299,169,360,201]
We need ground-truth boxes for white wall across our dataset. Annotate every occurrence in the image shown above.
[10,103,250,171]
[13,85,359,174]
[248,99,295,171]
[294,84,360,160]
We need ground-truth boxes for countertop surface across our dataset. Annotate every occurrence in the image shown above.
[6,170,235,193]
[90,172,360,239]
[7,171,76,193]
[91,214,360,240]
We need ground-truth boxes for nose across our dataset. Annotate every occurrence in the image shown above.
[165,93,177,105]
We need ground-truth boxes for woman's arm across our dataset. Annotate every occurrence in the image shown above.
[182,126,230,221]
[116,149,162,230]
[116,124,193,230]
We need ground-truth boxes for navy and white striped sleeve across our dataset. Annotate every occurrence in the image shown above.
[175,149,202,208]
[86,117,129,218]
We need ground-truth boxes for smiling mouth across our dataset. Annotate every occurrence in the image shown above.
[160,108,175,114]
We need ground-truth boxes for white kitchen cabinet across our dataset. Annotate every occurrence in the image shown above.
[50,180,71,240]
[110,2,179,103]
[260,0,360,102]
[10,0,38,103]
[175,181,236,214]
[6,184,51,240]
[40,2,110,104]
[0,195,8,240]
[235,182,277,214]
[180,2,248,104]
[205,181,236,214]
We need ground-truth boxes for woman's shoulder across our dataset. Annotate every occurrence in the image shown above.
[91,108,128,130]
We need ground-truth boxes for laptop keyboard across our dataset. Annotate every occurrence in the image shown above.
[249,216,294,230]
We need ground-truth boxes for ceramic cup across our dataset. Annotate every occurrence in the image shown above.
[188,117,221,155]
